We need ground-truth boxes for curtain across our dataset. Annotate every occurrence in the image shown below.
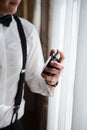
[72,0,87,130]
[47,0,81,130]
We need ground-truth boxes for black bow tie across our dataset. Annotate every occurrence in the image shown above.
[0,15,12,27]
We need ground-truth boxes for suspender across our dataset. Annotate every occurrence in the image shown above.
[11,15,27,125]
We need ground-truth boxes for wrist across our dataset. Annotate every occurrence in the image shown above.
[46,80,58,87]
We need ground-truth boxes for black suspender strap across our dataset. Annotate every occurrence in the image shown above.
[11,15,27,125]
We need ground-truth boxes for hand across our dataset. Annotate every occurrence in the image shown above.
[41,49,65,87]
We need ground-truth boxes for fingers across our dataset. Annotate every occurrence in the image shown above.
[44,67,61,76]
[49,49,55,56]
[41,61,64,85]
[43,62,64,75]
[41,72,59,85]
[50,60,64,70]
[58,50,65,63]
[49,49,65,63]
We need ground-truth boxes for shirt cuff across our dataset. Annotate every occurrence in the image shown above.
[29,77,55,96]
[46,84,55,96]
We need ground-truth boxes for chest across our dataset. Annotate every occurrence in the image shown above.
[5,28,22,74]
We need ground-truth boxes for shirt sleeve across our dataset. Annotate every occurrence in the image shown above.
[25,25,54,96]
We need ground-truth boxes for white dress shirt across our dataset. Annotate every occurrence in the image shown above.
[0,16,52,128]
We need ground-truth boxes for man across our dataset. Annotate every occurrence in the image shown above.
[0,0,64,130]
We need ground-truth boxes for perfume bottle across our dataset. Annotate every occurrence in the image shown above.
[42,50,60,76]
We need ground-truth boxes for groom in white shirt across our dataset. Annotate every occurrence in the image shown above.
[0,0,64,130]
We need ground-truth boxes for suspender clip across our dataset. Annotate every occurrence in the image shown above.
[21,69,25,73]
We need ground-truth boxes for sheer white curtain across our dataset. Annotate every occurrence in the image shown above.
[72,0,87,130]
[47,0,81,130]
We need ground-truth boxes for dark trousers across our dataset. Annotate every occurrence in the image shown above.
[0,119,24,130]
